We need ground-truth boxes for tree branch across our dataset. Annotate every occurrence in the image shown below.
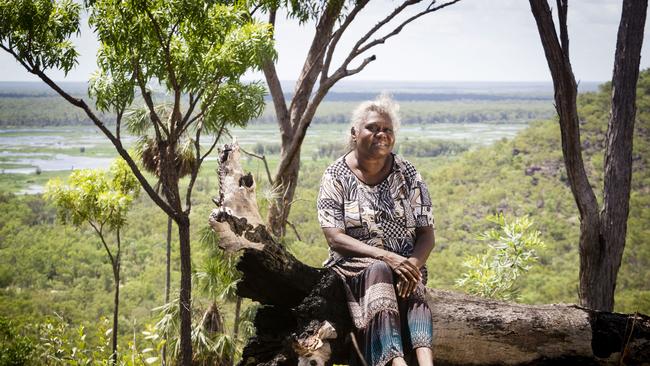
[184,120,226,213]
[144,5,179,93]
[89,221,116,268]
[116,109,124,141]
[288,0,345,133]
[239,147,274,185]
[340,0,418,69]
[180,90,203,129]
[347,0,461,69]
[200,127,225,163]
[261,7,289,141]
[528,0,598,221]
[178,77,222,138]
[133,62,168,140]
[556,0,569,60]
[286,220,302,241]
[321,0,370,83]
[142,6,181,141]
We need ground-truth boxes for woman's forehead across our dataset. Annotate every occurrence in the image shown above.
[362,111,392,125]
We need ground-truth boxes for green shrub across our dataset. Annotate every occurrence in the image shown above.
[456,214,544,300]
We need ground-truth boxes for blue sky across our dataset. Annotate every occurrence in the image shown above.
[1,0,648,82]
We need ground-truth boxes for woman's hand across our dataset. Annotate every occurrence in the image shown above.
[381,252,421,297]
[396,257,421,298]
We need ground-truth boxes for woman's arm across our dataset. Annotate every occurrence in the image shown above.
[322,227,422,284]
[409,225,435,268]
[398,225,435,297]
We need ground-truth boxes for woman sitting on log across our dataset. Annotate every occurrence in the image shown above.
[317,95,436,366]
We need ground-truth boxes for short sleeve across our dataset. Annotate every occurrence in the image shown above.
[317,172,345,229]
[409,171,435,229]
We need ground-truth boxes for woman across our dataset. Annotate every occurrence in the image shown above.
[317,95,435,366]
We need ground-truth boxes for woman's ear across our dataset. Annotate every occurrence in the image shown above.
[350,127,356,142]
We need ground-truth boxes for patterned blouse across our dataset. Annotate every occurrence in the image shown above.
[317,153,434,268]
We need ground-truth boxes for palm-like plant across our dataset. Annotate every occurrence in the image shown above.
[194,227,250,363]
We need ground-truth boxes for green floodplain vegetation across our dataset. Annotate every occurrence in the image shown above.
[0,73,649,361]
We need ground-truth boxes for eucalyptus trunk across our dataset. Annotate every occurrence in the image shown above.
[584,0,647,311]
[529,0,647,311]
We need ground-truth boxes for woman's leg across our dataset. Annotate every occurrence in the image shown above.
[345,260,404,366]
[415,347,434,366]
[399,283,434,365]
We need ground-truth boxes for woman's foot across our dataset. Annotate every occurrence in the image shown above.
[391,356,408,366]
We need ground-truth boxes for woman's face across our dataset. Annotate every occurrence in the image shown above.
[353,111,395,159]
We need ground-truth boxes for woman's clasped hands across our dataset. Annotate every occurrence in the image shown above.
[382,253,422,298]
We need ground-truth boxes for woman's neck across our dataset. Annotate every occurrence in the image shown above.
[346,150,393,185]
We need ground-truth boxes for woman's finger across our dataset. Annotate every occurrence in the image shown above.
[397,279,406,298]
[396,263,418,283]
[399,266,421,284]
[395,268,410,288]
[406,279,417,297]
[401,261,422,279]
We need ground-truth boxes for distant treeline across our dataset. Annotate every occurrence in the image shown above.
[0,97,108,127]
[251,140,471,161]
[0,93,554,127]
[251,110,554,125]
[280,92,553,102]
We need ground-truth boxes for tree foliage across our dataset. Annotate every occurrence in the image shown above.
[45,159,139,231]
[456,214,544,301]
[0,0,80,74]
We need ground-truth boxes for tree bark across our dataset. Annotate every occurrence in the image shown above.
[209,143,650,366]
[597,0,648,312]
[111,231,120,366]
[111,262,120,365]
[162,216,172,366]
[177,216,192,366]
[165,216,173,304]
[529,0,647,311]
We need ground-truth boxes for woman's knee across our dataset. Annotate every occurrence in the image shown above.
[367,260,394,282]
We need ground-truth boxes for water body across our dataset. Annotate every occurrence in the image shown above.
[1,154,113,174]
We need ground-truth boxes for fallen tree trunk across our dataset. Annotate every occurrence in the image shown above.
[209,142,650,366]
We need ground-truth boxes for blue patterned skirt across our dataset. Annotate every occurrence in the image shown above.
[332,258,433,366]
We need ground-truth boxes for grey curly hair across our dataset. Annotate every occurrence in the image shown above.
[347,94,401,150]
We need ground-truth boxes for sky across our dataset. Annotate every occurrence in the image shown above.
[0,0,648,83]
